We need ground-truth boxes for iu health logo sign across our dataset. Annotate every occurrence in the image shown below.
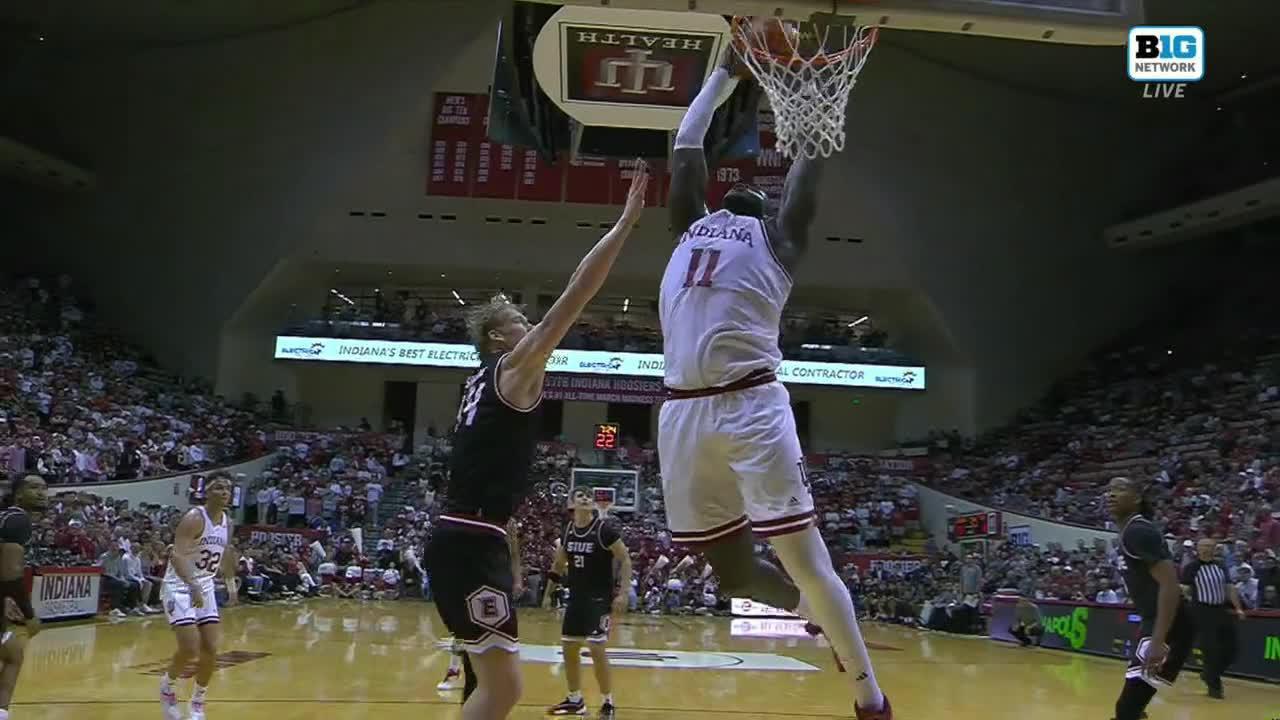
[1127,26,1204,83]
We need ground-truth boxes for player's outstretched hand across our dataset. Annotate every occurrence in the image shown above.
[621,159,649,222]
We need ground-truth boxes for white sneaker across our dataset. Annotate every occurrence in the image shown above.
[189,696,206,720]
[437,667,461,690]
[109,608,127,619]
[141,604,160,614]
[160,684,181,720]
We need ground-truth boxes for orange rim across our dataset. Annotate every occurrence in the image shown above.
[731,16,878,69]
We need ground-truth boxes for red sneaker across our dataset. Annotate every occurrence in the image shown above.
[855,695,892,720]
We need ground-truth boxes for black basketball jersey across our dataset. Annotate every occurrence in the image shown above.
[562,517,621,597]
[0,507,32,634]
[1117,514,1172,620]
[443,353,542,525]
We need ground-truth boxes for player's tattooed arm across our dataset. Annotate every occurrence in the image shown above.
[506,518,524,597]
[543,542,569,609]
[609,539,632,616]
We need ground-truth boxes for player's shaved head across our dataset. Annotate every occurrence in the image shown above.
[723,184,766,218]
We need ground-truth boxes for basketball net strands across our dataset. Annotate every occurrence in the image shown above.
[731,16,878,160]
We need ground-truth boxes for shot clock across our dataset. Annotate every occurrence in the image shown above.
[593,422,620,450]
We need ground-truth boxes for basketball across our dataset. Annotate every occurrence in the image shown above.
[732,16,801,76]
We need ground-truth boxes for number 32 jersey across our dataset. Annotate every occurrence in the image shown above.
[659,209,792,390]
[164,506,229,585]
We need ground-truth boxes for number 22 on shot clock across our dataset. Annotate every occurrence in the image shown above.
[593,423,620,450]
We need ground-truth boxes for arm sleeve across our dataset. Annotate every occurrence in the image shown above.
[673,68,733,150]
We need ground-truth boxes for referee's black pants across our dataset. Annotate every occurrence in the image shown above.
[1190,603,1237,690]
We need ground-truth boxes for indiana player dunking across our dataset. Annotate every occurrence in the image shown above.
[425,165,648,720]
[543,488,632,718]
[160,472,239,720]
[1105,477,1195,720]
[658,49,891,719]
[0,475,47,720]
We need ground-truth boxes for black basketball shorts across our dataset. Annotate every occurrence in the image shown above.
[1125,604,1195,690]
[561,592,611,644]
[425,527,518,653]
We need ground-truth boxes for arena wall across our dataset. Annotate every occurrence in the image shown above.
[5,0,1206,439]
[912,482,1117,549]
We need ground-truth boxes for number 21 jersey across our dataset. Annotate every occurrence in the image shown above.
[659,209,792,390]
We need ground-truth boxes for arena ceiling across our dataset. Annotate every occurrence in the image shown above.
[0,0,370,47]
[2,0,1270,100]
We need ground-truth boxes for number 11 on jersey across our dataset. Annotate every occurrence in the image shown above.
[683,248,721,288]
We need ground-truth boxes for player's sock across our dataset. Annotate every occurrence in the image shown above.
[447,652,462,672]
[772,530,885,711]
[568,690,583,703]
[160,672,174,693]
[192,683,208,703]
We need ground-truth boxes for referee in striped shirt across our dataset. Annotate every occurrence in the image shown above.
[1179,538,1247,699]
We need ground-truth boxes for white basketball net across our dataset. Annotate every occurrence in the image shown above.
[732,19,878,160]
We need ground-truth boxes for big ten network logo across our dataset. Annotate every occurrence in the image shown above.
[564,25,717,107]
[1128,26,1204,100]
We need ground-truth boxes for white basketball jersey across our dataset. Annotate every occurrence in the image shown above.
[659,209,792,389]
[164,506,229,584]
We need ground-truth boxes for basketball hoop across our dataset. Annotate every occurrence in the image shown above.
[592,486,616,518]
[731,16,878,160]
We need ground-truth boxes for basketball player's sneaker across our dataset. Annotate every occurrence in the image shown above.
[436,666,461,690]
[160,684,181,720]
[189,695,207,720]
[855,695,892,720]
[546,696,587,715]
[599,700,616,719]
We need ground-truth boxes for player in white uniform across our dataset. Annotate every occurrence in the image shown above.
[160,473,238,720]
[659,48,892,720]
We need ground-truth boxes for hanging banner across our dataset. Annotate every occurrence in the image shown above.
[543,374,666,404]
[274,336,926,391]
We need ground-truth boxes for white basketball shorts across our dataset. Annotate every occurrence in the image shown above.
[161,577,220,628]
[658,380,815,544]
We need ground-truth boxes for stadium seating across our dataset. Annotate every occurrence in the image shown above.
[1,275,269,484]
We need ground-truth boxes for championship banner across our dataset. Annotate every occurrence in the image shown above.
[236,525,328,551]
[989,596,1280,683]
[848,554,926,577]
[543,374,666,404]
[274,336,926,391]
[31,567,101,621]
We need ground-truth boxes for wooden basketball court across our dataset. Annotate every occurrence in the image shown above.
[15,602,1276,719]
